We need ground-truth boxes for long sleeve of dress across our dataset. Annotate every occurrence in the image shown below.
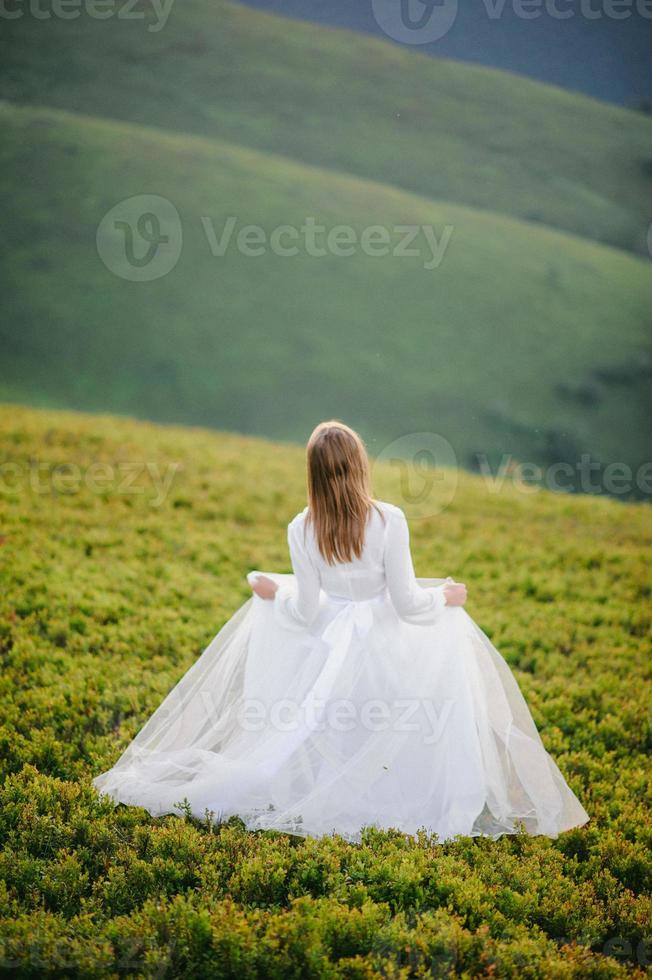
[384,507,448,625]
[274,518,322,630]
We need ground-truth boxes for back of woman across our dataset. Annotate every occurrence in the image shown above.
[94,419,590,846]
[292,502,386,603]
[266,422,461,628]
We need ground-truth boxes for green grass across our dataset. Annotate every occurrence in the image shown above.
[0,404,651,975]
[2,0,651,255]
[1,0,651,484]
[1,100,651,483]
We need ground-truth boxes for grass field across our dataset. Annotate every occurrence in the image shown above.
[1,0,651,485]
[1,100,651,484]
[0,404,650,976]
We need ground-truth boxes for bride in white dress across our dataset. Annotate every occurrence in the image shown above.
[93,420,589,844]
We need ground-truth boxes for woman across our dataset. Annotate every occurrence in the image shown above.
[93,421,589,843]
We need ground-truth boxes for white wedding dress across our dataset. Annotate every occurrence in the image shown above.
[93,501,589,843]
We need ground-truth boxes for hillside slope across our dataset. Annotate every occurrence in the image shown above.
[1,0,651,253]
[1,101,651,482]
[238,0,652,107]
[0,404,650,975]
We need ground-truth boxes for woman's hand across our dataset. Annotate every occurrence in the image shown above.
[444,580,467,607]
[251,574,279,600]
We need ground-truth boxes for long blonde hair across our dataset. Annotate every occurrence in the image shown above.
[305,420,381,564]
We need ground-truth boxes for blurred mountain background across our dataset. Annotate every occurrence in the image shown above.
[0,0,651,490]
[240,0,652,107]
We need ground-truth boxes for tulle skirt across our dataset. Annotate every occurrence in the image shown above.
[93,575,589,844]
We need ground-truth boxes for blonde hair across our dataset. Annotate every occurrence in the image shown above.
[305,420,382,565]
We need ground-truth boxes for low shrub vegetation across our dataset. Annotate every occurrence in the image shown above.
[0,405,650,977]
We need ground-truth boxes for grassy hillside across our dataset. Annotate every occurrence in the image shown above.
[0,404,650,975]
[1,0,651,254]
[1,101,651,483]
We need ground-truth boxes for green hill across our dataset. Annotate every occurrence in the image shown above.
[1,100,651,484]
[2,0,651,254]
[0,404,650,975]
